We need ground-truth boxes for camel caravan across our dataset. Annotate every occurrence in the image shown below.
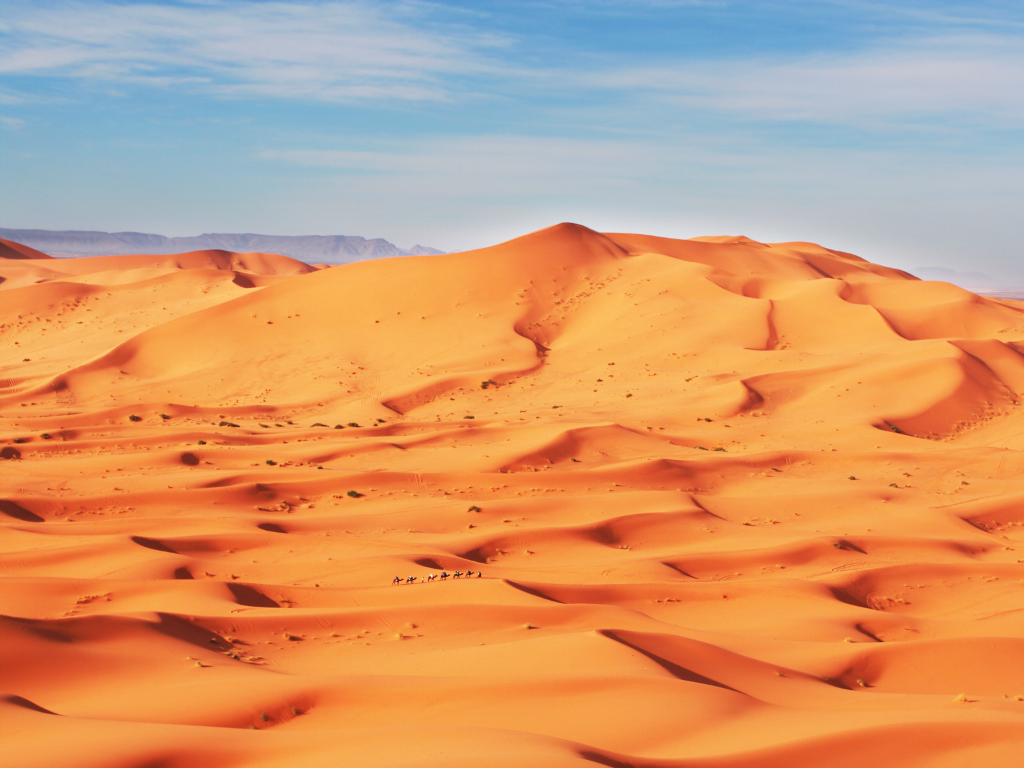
[392,570,482,585]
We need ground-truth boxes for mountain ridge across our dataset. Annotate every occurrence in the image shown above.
[0,227,445,263]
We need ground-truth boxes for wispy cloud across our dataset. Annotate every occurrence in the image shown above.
[580,35,1024,125]
[259,132,796,198]
[0,1,505,102]
[0,115,26,129]
[2,0,1023,129]
[262,135,670,182]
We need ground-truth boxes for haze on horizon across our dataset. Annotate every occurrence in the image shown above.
[1,0,1023,280]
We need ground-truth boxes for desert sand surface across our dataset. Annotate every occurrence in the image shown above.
[4,222,1024,767]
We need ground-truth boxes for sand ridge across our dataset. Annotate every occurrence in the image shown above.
[3,222,1024,767]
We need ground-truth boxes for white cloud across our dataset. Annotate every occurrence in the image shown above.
[2,1,1023,130]
[576,35,1024,125]
[0,1,504,102]
[260,134,717,186]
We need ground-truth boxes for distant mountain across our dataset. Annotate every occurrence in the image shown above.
[0,228,445,264]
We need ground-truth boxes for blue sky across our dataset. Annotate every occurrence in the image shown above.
[1,1,1023,277]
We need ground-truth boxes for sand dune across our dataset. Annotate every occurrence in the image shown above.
[3,223,1024,767]
[0,238,53,260]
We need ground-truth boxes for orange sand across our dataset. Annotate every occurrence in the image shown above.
[3,223,1024,767]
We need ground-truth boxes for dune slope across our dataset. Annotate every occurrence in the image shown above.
[3,224,1024,767]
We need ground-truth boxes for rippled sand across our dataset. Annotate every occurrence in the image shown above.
[4,224,1024,767]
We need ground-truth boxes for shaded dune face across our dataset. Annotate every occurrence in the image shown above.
[3,223,1024,767]
[0,238,53,260]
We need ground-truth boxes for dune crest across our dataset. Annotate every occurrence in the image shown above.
[4,224,1024,767]
[0,238,52,260]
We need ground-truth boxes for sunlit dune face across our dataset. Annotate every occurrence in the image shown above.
[4,223,1024,767]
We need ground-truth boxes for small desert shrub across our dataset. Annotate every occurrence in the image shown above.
[713,447,726,452]
[160,414,170,420]
[347,490,363,498]
[198,440,207,445]
[481,380,497,389]
[219,420,240,428]
[129,415,142,422]
[41,433,52,440]
[13,438,27,444]
[347,422,360,428]
[334,424,344,429]
[849,476,857,480]
[468,505,481,512]
[266,460,277,465]
[464,415,475,419]
[311,423,328,427]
